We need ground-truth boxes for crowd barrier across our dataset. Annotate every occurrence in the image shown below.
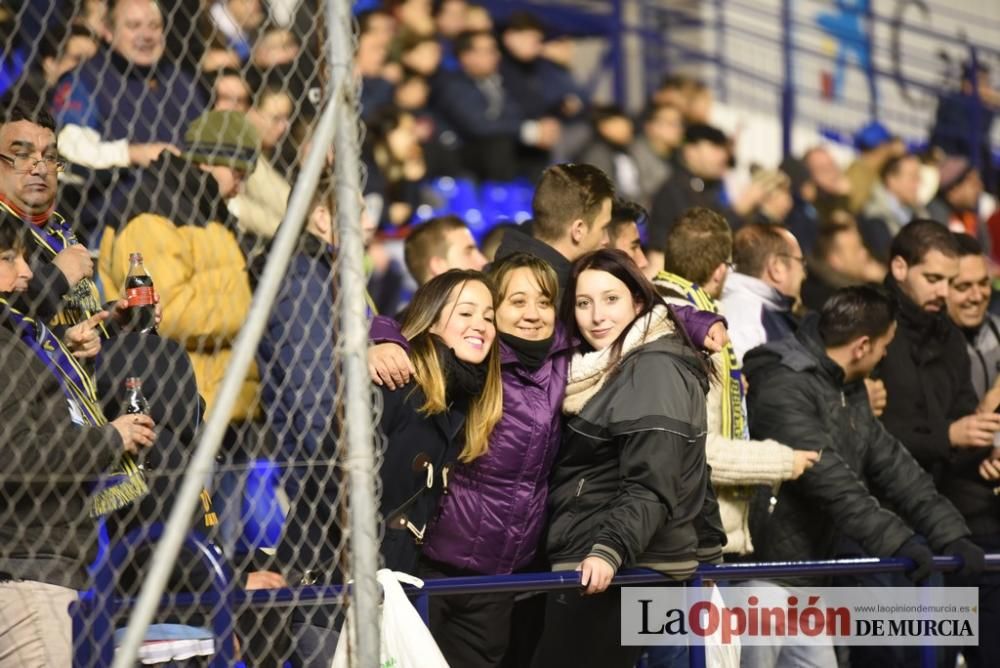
[69,525,1000,668]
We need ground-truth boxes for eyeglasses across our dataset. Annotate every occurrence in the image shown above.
[0,153,66,174]
[725,261,736,271]
[778,252,806,268]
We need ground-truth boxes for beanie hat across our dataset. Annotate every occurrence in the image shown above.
[937,156,975,195]
[182,110,260,173]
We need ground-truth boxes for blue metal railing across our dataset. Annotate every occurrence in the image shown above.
[70,526,1000,668]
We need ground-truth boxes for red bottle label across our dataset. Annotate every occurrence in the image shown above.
[126,286,154,307]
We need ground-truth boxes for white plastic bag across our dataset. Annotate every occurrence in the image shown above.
[331,569,450,668]
[705,583,741,668]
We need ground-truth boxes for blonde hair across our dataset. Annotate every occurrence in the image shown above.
[401,270,503,463]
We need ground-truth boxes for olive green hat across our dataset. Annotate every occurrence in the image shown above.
[182,110,260,172]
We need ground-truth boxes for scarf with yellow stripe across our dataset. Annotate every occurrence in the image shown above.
[0,295,146,515]
[0,200,108,337]
[654,271,747,440]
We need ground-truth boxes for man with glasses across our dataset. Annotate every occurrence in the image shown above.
[0,102,113,352]
[720,222,806,365]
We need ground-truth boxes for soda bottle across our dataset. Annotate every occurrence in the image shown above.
[124,252,157,334]
[124,377,152,470]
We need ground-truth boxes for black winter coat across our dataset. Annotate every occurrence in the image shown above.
[877,277,999,536]
[744,319,970,573]
[378,382,466,575]
[546,336,724,579]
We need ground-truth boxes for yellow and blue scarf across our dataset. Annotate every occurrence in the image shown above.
[0,296,146,515]
[654,271,747,440]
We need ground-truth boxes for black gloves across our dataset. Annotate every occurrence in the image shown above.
[944,537,986,579]
[893,537,935,583]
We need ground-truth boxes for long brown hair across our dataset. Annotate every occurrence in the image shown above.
[400,270,503,462]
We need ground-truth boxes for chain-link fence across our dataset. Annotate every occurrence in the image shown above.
[1,1,379,666]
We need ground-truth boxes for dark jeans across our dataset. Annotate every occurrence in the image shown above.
[530,587,644,668]
[421,559,516,668]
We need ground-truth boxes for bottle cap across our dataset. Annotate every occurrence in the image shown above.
[125,377,142,390]
[129,252,143,263]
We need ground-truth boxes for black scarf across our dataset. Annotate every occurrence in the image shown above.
[433,336,488,399]
[500,331,554,371]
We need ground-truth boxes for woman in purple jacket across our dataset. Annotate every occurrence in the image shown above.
[369,253,725,667]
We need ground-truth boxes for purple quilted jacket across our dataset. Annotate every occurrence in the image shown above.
[422,324,574,574]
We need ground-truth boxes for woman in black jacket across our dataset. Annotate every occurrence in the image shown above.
[378,268,504,574]
[531,249,723,668]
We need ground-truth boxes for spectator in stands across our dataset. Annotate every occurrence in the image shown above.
[363,105,426,229]
[531,249,723,668]
[0,103,136,354]
[745,166,794,227]
[846,121,905,213]
[631,103,683,208]
[654,207,818,556]
[432,0,467,71]
[779,146,852,254]
[928,156,989,248]
[378,268,502,575]
[209,67,252,113]
[930,61,999,189]
[480,221,518,262]
[208,0,265,62]
[647,123,764,274]
[258,177,337,524]
[577,105,641,202]
[720,224,805,364]
[464,3,493,32]
[651,73,712,125]
[229,83,293,238]
[859,153,929,260]
[403,215,487,287]
[388,0,436,38]
[20,23,99,101]
[949,233,1000,400]
[801,213,884,312]
[879,220,1000,474]
[607,198,648,272]
[495,163,614,291]
[945,233,1000,668]
[0,214,155,667]
[499,12,585,176]
[435,29,559,180]
[52,0,206,170]
[393,69,461,177]
[250,25,301,70]
[357,9,396,120]
[396,31,443,79]
[98,110,260,423]
[743,286,984,627]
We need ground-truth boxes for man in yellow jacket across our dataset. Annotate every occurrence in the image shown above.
[99,110,262,423]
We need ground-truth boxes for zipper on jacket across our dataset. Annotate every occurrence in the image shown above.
[575,478,585,497]
[840,391,846,408]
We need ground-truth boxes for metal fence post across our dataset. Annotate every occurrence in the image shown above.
[327,0,381,665]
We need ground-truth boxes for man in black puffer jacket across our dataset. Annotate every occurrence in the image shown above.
[744,286,983,581]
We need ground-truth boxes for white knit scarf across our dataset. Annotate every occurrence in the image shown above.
[563,304,677,415]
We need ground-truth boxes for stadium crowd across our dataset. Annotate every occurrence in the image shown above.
[1,0,1000,667]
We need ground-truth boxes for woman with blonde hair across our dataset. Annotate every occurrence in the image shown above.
[379,268,503,573]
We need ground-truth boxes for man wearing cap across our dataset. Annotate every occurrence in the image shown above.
[98,109,261,423]
[845,121,905,214]
[647,123,767,274]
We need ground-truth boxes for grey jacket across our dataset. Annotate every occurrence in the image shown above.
[964,312,1000,400]
[0,323,122,590]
